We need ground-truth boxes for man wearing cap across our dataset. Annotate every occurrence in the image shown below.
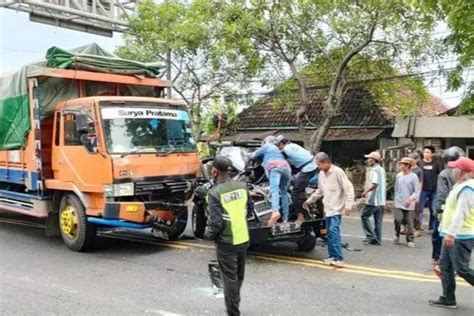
[393,157,420,247]
[207,156,255,316]
[361,151,386,245]
[276,136,317,221]
[429,157,474,309]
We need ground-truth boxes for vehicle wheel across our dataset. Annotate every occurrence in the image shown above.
[59,194,96,252]
[297,230,316,252]
[168,211,188,239]
[192,203,207,238]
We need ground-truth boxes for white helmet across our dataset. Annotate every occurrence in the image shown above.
[262,135,277,146]
[275,135,285,145]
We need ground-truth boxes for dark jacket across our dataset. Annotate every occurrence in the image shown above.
[435,167,456,214]
[207,179,254,245]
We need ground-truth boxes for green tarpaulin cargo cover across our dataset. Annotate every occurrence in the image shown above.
[0,44,162,150]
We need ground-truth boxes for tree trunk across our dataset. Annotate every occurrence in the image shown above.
[310,119,330,154]
[191,103,202,140]
[308,17,378,154]
[295,78,309,128]
[287,62,309,131]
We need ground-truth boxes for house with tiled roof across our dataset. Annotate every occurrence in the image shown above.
[224,87,451,167]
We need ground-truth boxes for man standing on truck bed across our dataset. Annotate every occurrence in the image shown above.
[207,156,255,316]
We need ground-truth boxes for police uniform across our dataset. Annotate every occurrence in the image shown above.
[207,157,254,316]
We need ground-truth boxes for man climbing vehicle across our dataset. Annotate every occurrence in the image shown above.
[275,135,317,222]
[250,136,291,226]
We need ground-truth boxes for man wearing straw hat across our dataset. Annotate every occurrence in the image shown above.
[393,157,420,247]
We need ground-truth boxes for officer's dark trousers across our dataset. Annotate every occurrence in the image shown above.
[217,241,249,316]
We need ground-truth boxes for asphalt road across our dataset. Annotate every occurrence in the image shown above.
[0,211,473,316]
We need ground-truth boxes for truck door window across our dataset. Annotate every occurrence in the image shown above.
[63,110,98,153]
[54,111,61,146]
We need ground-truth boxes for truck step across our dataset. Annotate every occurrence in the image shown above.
[0,189,51,201]
[0,201,48,218]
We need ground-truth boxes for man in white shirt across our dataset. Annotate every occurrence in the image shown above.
[361,151,386,245]
[303,152,355,268]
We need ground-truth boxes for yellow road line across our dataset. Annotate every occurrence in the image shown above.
[101,234,190,250]
[252,255,443,284]
[171,240,437,279]
[170,240,469,285]
[254,252,438,280]
[0,219,467,285]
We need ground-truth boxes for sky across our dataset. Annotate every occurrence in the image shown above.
[0,9,470,108]
[0,9,122,73]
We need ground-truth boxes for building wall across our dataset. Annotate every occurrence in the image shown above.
[322,139,378,167]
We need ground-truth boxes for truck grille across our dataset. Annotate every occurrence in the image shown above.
[135,180,188,196]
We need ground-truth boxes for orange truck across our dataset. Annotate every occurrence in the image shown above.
[0,45,200,251]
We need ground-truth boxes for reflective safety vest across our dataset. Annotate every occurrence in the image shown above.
[439,179,474,239]
[208,180,250,245]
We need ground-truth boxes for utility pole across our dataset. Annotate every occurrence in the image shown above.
[166,50,172,98]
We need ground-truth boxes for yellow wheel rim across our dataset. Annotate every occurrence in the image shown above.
[60,205,79,239]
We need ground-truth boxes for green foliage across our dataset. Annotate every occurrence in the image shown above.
[119,0,442,143]
[117,0,260,136]
[414,0,474,66]
[413,0,473,98]
[203,99,238,135]
[458,83,474,115]
[271,51,430,115]
[216,0,437,117]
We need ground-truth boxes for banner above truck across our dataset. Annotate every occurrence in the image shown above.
[0,44,164,150]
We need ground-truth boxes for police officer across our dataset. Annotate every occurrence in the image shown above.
[432,146,466,266]
[207,156,255,316]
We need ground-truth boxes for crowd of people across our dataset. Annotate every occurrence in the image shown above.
[206,138,473,315]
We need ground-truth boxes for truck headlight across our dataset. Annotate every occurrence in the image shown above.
[104,182,135,197]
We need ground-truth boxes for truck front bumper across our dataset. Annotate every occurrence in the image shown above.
[102,201,188,224]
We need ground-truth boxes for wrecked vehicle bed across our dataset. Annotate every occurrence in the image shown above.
[192,141,326,252]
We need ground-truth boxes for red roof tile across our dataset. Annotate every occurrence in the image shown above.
[234,87,448,130]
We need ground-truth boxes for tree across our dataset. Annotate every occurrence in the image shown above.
[117,0,260,138]
[216,0,438,152]
[414,0,474,115]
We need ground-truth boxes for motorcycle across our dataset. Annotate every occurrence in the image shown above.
[192,141,326,252]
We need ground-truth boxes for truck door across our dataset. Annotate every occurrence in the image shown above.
[53,108,112,192]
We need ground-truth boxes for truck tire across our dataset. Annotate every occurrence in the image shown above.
[168,211,188,239]
[192,203,207,238]
[297,230,316,252]
[58,194,96,252]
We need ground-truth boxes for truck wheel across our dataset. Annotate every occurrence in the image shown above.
[192,203,207,238]
[168,212,188,239]
[297,230,316,252]
[58,194,96,252]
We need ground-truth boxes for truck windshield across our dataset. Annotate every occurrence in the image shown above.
[100,106,196,154]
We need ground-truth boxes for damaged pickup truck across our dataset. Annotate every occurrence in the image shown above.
[192,142,326,252]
